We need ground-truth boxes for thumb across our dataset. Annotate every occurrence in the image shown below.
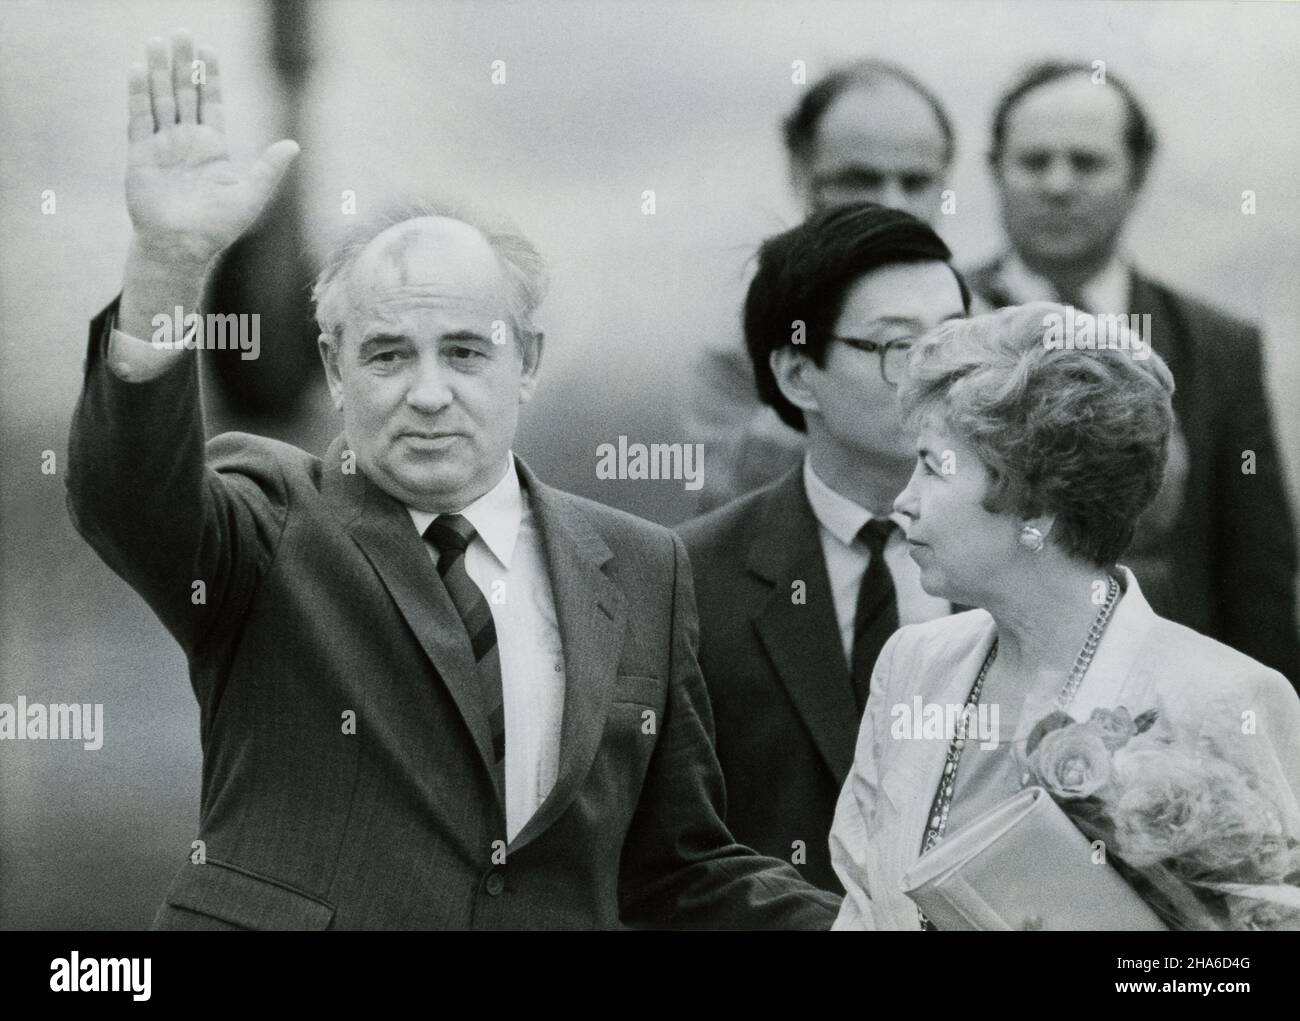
[249,139,301,196]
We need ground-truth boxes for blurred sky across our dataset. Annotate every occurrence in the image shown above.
[2,0,1298,927]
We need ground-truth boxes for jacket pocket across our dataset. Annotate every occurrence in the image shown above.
[611,673,664,709]
[159,858,336,930]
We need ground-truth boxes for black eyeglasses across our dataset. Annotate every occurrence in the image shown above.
[831,337,914,386]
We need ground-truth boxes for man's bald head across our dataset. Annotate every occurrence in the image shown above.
[313,200,548,353]
[783,59,954,220]
[346,216,510,328]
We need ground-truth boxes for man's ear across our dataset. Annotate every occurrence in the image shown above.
[317,333,345,411]
[770,346,820,419]
[518,330,544,405]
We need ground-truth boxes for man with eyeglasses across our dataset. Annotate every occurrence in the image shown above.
[678,203,969,892]
[685,59,956,513]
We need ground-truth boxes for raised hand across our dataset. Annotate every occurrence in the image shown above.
[126,30,299,269]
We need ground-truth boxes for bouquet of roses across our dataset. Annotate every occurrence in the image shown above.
[1018,704,1300,930]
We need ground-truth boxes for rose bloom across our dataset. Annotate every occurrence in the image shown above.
[1028,724,1112,800]
[1111,749,1216,867]
[1087,707,1138,751]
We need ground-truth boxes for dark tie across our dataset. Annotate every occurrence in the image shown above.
[850,519,899,714]
[1054,281,1089,313]
[423,514,506,770]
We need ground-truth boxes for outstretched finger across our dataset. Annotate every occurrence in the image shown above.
[196,44,224,133]
[171,30,198,124]
[146,37,176,128]
[249,139,301,198]
[128,63,153,141]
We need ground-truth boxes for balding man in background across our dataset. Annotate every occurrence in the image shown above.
[684,59,956,511]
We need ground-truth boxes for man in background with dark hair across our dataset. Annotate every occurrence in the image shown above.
[679,203,969,892]
[685,60,956,511]
[968,61,1300,683]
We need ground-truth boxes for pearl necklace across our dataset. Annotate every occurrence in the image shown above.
[916,574,1121,927]
[1055,575,1121,708]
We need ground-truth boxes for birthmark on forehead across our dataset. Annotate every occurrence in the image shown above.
[378,224,426,286]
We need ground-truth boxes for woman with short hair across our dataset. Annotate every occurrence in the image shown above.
[829,302,1300,929]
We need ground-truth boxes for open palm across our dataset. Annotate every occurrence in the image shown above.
[126,32,298,267]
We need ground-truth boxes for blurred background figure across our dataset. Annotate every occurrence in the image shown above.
[200,0,321,435]
[786,60,954,220]
[683,59,956,511]
[966,62,1300,681]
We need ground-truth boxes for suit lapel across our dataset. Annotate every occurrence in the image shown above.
[1063,566,1160,722]
[749,470,859,782]
[892,572,1157,888]
[320,435,503,801]
[966,258,1015,309]
[507,459,627,852]
[895,619,998,877]
[1128,272,1188,387]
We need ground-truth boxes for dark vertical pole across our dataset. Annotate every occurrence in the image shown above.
[203,0,318,432]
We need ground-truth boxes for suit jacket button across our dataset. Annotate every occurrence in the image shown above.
[485,871,506,896]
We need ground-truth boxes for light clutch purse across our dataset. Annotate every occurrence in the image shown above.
[900,786,1168,930]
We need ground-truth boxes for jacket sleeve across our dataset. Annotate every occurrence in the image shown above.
[828,630,903,930]
[1175,662,1300,841]
[1211,322,1300,686]
[616,533,842,929]
[682,338,804,513]
[65,300,288,670]
[1240,668,1300,832]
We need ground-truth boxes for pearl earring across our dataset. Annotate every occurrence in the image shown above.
[1019,525,1045,553]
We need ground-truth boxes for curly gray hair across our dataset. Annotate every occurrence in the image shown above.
[899,302,1176,567]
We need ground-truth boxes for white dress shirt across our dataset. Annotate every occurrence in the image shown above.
[409,458,566,843]
[803,457,949,663]
[996,251,1132,314]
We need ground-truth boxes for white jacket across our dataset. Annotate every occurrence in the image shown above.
[829,567,1300,930]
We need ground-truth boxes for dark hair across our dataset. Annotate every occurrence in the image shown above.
[989,61,1157,184]
[783,59,956,169]
[743,202,970,432]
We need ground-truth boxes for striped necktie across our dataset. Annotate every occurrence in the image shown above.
[850,518,899,714]
[423,514,506,771]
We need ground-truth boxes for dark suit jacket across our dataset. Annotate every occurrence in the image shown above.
[678,468,861,892]
[968,262,1300,685]
[65,303,839,930]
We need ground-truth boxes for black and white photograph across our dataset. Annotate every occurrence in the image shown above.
[1,0,1298,986]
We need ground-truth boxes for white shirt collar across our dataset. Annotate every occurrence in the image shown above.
[999,251,1131,315]
[802,456,907,547]
[407,454,522,569]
